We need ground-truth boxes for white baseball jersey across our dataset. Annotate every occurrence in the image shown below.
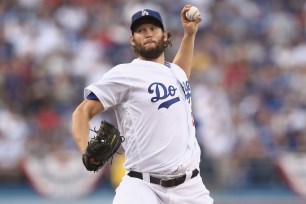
[84,59,201,176]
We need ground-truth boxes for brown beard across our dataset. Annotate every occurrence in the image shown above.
[133,37,166,60]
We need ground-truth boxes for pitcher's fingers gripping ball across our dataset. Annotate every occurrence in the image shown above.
[82,121,124,172]
[185,6,201,21]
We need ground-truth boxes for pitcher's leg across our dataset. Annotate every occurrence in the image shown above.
[170,175,214,204]
[113,176,160,204]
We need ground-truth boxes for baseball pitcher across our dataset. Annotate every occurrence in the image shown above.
[71,4,214,204]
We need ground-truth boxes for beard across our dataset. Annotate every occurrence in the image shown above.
[133,37,166,60]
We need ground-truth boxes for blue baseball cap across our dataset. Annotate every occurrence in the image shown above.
[130,9,164,32]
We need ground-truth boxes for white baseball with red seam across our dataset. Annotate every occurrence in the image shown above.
[185,6,200,21]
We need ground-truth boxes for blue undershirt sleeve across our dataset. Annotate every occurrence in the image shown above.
[86,92,99,101]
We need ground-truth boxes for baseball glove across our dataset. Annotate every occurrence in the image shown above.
[82,121,123,172]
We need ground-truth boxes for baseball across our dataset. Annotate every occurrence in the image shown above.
[185,6,200,21]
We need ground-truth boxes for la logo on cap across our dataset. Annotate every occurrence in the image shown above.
[141,10,149,16]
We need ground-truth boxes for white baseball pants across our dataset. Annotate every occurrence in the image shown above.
[113,174,214,204]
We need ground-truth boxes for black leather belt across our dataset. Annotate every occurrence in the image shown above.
[127,169,199,187]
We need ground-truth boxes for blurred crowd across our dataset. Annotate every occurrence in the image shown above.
[0,0,306,192]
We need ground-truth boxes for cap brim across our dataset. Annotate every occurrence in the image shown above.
[130,16,164,32]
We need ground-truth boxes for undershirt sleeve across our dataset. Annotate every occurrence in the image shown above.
[86,92,99,101]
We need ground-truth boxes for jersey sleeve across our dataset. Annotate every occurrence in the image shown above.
[84,67,130,110]
[170,63,189,81]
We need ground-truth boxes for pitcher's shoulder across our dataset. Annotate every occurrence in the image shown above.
[170,62,188,79]
[106,63,133,73]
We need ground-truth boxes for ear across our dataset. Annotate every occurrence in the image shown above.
[163,32,168,42]
[130,35,135,47]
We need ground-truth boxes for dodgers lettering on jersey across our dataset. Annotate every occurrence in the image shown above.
[84,59,201,175]
[180,81,192,103]
[148,82,180,109]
